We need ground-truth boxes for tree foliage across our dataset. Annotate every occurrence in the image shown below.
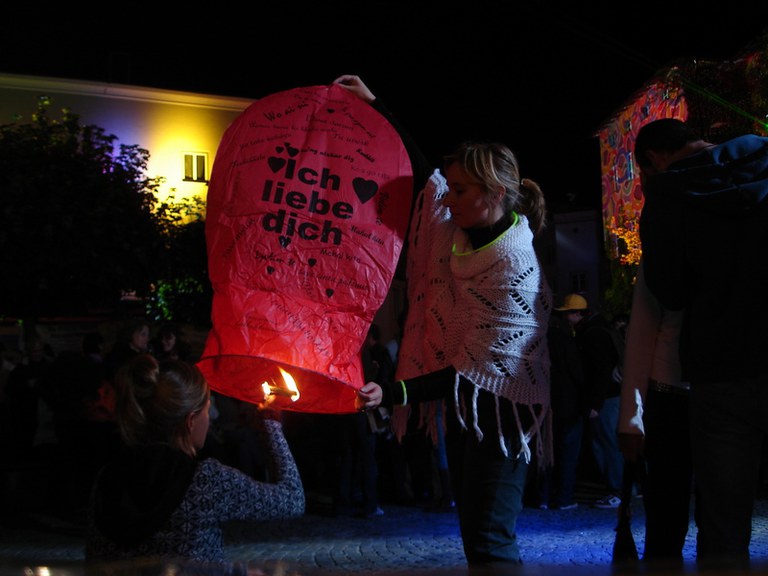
[146,195,212,327]
[0,98,184,319]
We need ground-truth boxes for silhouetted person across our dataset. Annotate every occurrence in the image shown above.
[636,118,768,568]
[571,295,625,508]
[541,295,588,510]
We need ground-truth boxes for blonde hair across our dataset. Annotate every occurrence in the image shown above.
[443,142,547,235]
[115,354,209,456]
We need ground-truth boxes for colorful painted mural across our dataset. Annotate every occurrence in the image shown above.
[597,71,687,263]
[595,31,768,314]
[598,38,768,265]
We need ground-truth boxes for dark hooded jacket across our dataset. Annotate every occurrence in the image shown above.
[640,134,768,382]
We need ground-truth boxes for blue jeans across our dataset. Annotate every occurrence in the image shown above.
[691,377,768,568]
[445,381,530,565]
[552,415,583,507]
[589,395,623,494]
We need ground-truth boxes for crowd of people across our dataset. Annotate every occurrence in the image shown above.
[2,75,767,573]
[0,322,206,517]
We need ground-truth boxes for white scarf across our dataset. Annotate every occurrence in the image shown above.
[396,170,552,465]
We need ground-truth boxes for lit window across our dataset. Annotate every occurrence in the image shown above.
[184,152,208,182]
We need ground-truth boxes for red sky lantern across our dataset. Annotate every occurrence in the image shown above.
[197,83,413,413]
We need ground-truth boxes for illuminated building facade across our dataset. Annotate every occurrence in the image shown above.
[0,72,254,206]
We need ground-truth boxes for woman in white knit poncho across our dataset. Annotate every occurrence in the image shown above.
[337,69,553,569]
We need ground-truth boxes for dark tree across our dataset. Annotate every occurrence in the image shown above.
[0,97,164,318]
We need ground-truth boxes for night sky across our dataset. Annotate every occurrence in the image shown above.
[2,2,767,210]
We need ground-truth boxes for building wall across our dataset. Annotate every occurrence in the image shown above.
[0,73,254,205]
[551,210,602,310]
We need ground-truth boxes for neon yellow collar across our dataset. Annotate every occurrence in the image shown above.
[452,211,519,256]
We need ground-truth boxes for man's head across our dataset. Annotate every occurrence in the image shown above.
[634,118,700,176]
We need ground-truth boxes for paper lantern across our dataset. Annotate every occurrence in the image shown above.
[197,83,413,413]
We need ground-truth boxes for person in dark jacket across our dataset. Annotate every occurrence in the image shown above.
[571,295,625,509]
[540,296,588,510]
[636,118,768,569]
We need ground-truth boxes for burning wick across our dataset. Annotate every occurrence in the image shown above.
[261,384,295,398]
[261,368,300,402]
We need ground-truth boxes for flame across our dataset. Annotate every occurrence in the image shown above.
[261,367,300,402]
[279,367,300,400]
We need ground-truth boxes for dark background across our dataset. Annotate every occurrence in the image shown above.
[1,2,766,210]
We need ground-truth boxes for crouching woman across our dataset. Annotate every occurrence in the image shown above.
[86,354,305,568]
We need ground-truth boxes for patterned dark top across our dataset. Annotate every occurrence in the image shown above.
[86,419,304,565]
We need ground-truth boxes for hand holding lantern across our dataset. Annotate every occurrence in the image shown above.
[355,381,383,411]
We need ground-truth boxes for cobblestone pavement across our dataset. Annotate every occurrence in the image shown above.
[2,499,768,575]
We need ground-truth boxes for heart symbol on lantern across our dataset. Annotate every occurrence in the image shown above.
[268,157,286,172]
[279,236,291,248]
[284,142,299,157]
[353,177,378,203]
[267,266,275,274]
[326,288,334,297]
[308,258,317,267]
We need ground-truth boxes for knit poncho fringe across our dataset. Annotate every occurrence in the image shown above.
[395,170,553,468]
